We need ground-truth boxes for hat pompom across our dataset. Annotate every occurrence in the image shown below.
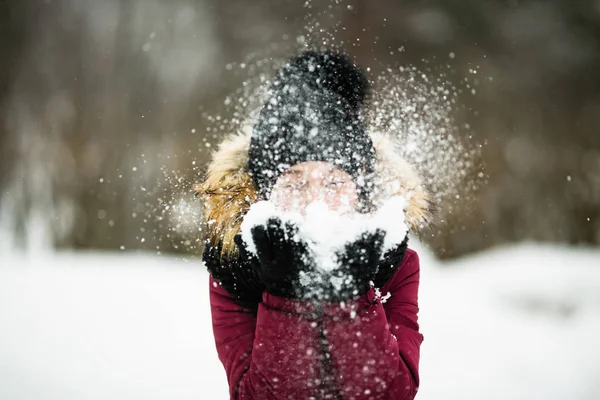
[278,50,369,112]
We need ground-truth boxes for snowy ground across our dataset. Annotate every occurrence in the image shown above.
[1,242,599,400]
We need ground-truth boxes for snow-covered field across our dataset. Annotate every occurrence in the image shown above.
[1,242,599,400]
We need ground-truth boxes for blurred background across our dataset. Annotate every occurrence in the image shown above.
[1,1,600,399]
[2,0,600,258]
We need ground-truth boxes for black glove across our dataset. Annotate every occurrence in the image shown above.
[236,218,315,299]
[202,240,265,311]
[327,229,387,302]
[373,235,409,289]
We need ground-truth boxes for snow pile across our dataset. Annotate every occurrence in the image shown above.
[240,196,408,272]
[0,253,225,400]
[1,243,600,400]
[415,242,600,400]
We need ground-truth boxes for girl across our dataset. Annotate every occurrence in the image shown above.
[198,51,428,400]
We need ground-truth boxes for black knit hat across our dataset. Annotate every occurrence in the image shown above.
[248,50,376,211]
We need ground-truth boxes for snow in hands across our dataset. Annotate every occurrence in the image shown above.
[240,196,409,294]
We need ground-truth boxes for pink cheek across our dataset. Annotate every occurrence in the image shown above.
[328,192,357,212]
[271,192,289,210]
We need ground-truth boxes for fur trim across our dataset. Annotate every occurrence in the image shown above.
[370,131,430,228]
[195,129,257,258]
[196,127,430,257]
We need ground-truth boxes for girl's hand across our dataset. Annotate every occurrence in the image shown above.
[237,218,316,299]
[328,229,387,302]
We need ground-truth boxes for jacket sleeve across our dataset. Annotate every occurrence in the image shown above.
[209,275,322,399]
[322,249,423,399]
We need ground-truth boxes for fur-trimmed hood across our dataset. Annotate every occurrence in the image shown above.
[196,126,430,257]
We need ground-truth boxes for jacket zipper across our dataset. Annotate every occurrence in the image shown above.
[315,304,344,400]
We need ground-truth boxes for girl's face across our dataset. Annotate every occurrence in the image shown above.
[270,161,358,215]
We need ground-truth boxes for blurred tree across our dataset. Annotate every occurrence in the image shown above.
[1,0,600,258]
[0,0,27,194]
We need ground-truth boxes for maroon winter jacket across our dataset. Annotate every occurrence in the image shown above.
[209,248,423,400]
